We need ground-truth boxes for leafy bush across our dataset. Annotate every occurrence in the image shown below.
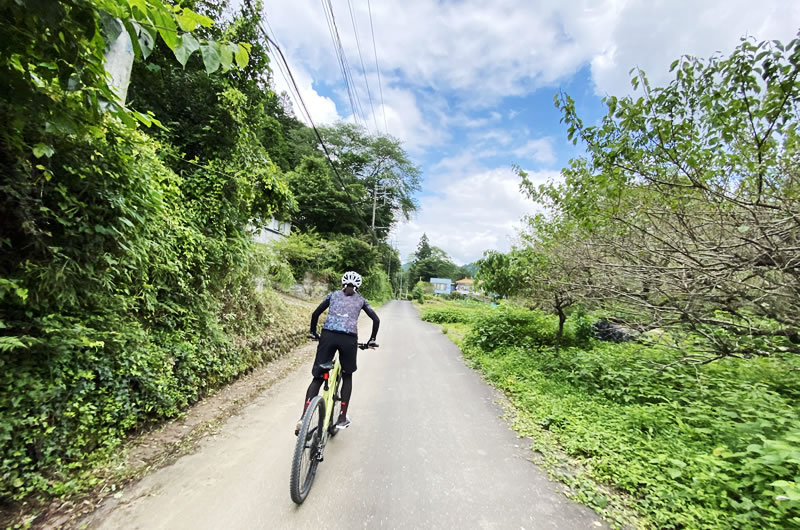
[411,281,426,303]
[270,231,328,279]
[420,305,480,324]
[464,304,558,352]
[461,340,800,529]
[566,306,594,348]
[253,244,295,290]
[359,267,393,305]
[444,292,469,301]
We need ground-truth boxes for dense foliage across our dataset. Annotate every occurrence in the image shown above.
[425,300,800,528]
[0,0,314,505]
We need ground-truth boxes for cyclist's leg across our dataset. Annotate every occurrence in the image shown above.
[336,334,358,426]
[303,378,324,413]
[297,332,336,430]
[339,372,352,419]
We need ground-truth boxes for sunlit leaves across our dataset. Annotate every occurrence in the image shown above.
[32,143,55,158]
[175,7,213,32]
[235,42,250,68]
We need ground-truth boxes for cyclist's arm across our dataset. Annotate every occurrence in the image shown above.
[309,295,331,335]
[362,301,380,341]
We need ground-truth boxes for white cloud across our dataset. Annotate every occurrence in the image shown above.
[264,0,799,103]
[270,61,341,126]
[586,0,800,96]
[259,0,800,265]
[394,167,560,265]
[368,87,448,154]
[513,138,556,165]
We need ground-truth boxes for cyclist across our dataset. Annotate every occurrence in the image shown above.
[297,271,379,434]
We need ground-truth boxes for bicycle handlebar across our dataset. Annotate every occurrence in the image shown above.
[308,333,378,349]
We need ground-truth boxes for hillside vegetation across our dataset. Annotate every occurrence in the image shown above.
[0,0,412,508]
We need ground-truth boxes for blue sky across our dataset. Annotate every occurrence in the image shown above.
[260,0,799,265]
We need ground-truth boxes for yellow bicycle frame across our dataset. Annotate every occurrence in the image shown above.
[320,358,341,434]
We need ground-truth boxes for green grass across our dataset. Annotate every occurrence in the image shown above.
[426,300,800,529]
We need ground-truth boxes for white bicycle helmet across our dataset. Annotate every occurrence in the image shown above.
[341,271,362,289]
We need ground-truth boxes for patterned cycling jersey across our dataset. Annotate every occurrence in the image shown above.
[310,290,380,338]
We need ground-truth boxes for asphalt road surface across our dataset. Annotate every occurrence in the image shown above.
[89,300,605,529]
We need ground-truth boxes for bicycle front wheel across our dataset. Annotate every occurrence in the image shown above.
[290,395,324,504]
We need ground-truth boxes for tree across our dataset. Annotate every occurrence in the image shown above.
[287,156,365,235]
[523,35,800,361]
[318,123,421,240]
[476,222,588,353]
[415,233,432,260]
[406,235,461,283]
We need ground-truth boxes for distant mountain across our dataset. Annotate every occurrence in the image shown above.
[462,262,479,276]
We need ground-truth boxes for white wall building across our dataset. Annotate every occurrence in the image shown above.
[252,217,291,244]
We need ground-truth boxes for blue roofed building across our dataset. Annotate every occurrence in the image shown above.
[430,278,453,295]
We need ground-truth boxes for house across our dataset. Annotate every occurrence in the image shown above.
[430,278,453,295]
[455,278,475,294]
[252,217,291,244]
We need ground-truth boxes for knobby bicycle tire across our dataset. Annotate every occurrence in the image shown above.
[290,395,324,504]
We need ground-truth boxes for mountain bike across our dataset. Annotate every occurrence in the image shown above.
[289,340,378,504]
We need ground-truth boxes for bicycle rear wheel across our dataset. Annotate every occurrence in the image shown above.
[290,395,324,504]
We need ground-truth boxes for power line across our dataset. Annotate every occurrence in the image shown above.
[347,0,379,133]
[244,0,373,236]
[261,12,305,121]
[319,0,361,126]
[321,0,368,125]
[367,0,388,134]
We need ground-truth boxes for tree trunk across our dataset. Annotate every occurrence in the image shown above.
[555,305,566,355]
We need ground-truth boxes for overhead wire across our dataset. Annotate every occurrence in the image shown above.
[244,0,374,236]
[260,12,305,121]
[346,0,379,133]
[319,0,362,126]
[366,0,389,134]
[322,0,368,125]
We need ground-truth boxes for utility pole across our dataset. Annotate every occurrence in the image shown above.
[371,183,378,230]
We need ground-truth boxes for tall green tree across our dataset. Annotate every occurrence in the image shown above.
[406,234,460,283]
[317,123,421,240]
[415,233,432,259]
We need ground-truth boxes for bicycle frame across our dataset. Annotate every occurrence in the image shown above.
[319,357,341,441]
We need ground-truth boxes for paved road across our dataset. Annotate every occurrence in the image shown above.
[89,301,605,529]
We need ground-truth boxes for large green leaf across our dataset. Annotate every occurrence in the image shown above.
[200,43,220,74]
[174,34,200,67]
[32,143,54,158]
[149,6,179,52]
[176,7,213,32]
[235,43,250,68]
[219,43,235,71]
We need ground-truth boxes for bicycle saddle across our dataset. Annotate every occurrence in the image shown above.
[318,361,334,371]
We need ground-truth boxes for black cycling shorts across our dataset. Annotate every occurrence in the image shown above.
[312,330,358,377]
